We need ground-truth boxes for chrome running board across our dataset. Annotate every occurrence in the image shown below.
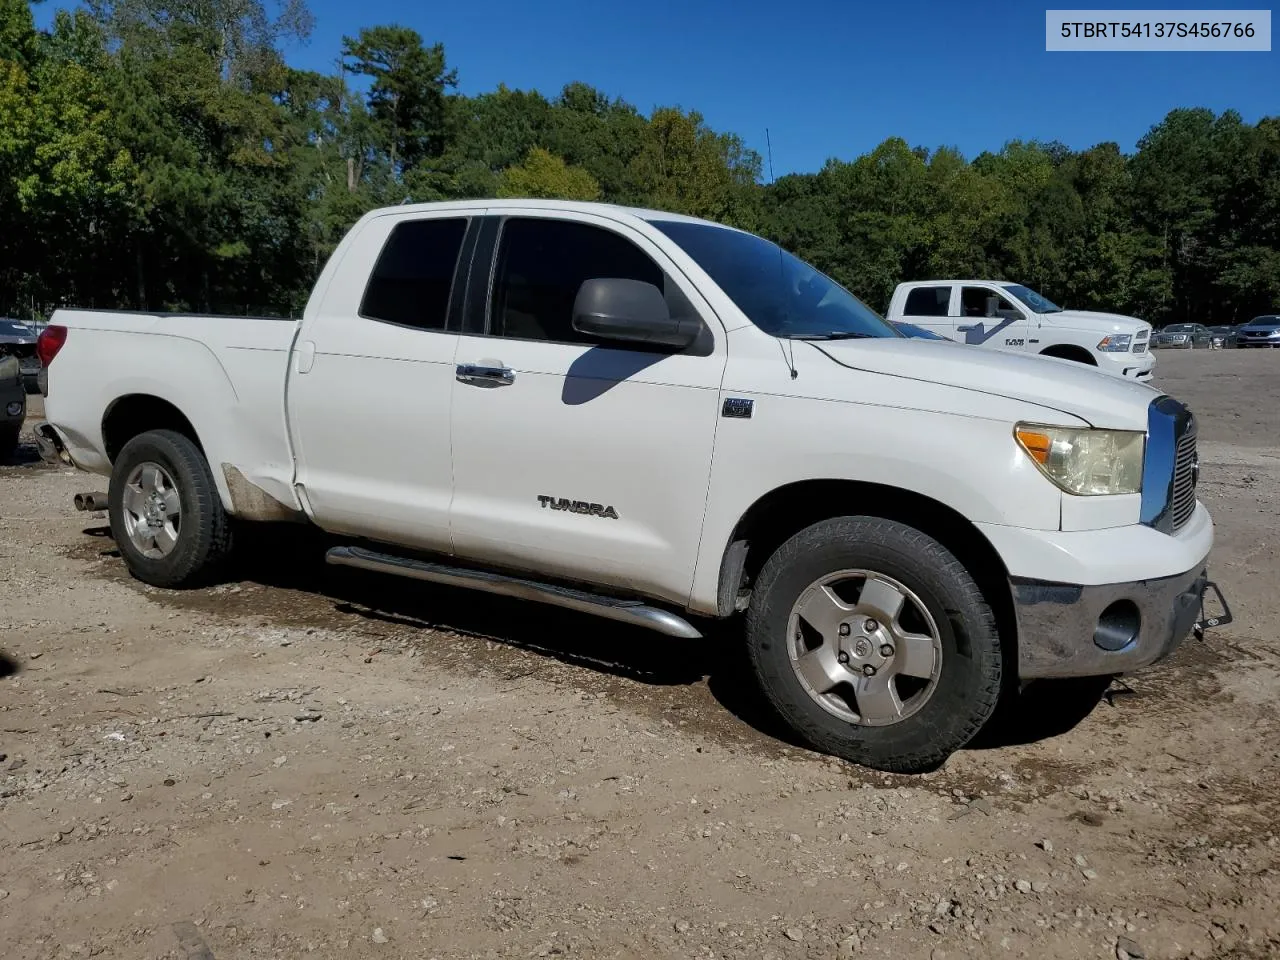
[325,545,702,640]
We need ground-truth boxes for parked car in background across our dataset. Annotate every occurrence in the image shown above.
[885,280,1154,380]
[1152,323,1214,349]
[1236,315,1280,348]
[0,318,41,391]
[0,355,25,459]
[1206,325,1242,349]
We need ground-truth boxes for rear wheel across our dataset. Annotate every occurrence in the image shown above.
[108,429,232,588]
[745,516,1003,773]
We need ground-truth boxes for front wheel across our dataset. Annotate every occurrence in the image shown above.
[108,429,233,588]
[745,516,1003,773]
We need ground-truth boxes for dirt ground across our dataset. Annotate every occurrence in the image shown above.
[2,348,1278,960]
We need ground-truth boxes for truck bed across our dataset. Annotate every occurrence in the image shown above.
[42,309,303,518]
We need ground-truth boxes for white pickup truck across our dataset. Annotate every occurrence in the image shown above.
[34,200,1230,772]
[886,280,1155,380]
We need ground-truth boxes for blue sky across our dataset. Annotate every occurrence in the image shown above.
[34,0,1279,175]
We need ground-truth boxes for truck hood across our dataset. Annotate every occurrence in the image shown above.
[810,337,1160,431]
[1046,309,1152,335]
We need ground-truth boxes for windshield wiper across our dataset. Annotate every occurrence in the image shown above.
[785,332,875,341]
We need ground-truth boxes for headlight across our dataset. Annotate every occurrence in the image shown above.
[1015,424,1145,496]
[1096,334,1132,352]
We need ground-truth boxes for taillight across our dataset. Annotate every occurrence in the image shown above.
[37,325,67,366]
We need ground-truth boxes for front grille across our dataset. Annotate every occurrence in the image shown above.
[1132,343,1147,354]
[1141,396,1198,534]
[1170,418,1198,531]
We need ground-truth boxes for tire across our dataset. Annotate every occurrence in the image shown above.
[745,516,1002,773]
[0,424,18,462]
[108,429,232,588]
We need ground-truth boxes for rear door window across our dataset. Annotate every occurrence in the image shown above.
[360,218,469,331]
[902,286,951,317]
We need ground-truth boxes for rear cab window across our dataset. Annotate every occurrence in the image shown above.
[360,218,469,331]
[902,286,951,318]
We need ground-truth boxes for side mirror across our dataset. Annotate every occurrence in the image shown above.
[572,278,699,350]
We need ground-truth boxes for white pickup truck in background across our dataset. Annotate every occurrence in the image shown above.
[886,280,1155,380]
[33,199,1229,772]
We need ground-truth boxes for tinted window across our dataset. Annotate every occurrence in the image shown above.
[902,286,950,317]
[490,218,665,344]
[960,287,1022,319]
[649,220,899,340]
[361,218,468,330]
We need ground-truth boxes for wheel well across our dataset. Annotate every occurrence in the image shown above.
[1039,344,1097,366]
[720,480,1016,660]
[102,395,203,463]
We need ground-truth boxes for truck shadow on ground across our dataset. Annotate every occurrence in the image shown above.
[81,521,1112,761]
[225,524,808,749]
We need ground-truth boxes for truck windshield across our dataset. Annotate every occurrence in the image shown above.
[1001,284,1063,314]
[648,220,901,340]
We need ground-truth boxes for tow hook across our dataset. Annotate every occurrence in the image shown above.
[1193,581,1233,641]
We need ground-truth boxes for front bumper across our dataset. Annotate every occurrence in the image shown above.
[1012,567,1232,679]
[1097,348,1155,380]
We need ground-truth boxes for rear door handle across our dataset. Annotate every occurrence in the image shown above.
[456,362,515,387]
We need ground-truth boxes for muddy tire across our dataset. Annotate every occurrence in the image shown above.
[745,516,1003,773]
[108,429,232,588]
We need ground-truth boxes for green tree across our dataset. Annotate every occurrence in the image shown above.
[342,25,455,173]
[497,146,600,200]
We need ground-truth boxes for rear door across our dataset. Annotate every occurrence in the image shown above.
[447,210,727,604]
[954,285,1031,352]
[286,212,473,551]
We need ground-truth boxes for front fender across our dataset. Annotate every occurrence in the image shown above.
[688,394,1067,614]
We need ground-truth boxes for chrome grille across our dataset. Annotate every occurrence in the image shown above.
[1170,419,1198,531]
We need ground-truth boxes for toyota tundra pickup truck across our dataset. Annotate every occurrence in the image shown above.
[33,200,1229,773]
[886,280,1155,380]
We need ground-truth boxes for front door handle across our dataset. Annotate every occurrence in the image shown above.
[456,362,515,387]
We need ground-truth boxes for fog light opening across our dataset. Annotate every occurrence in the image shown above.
[1094,599,1141,652]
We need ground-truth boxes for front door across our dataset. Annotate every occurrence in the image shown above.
[447,210,727,606]
[954,285,1030,352]
[286,213,471,551]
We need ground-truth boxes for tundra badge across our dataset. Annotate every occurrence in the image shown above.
[538,496,619,520]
